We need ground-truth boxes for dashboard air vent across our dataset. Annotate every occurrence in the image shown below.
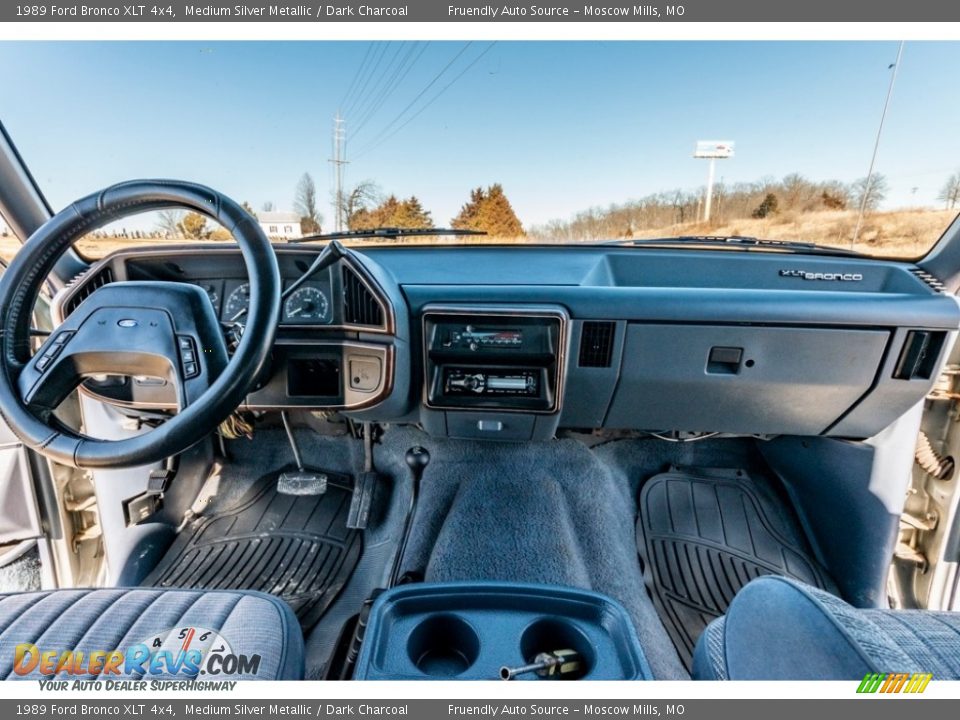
[65,266,114,315]
[342,265,384,328]
[910,268,946,294]
[579,321,615,368]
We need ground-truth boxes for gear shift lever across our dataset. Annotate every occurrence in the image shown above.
[389,446,430,586]
[405,446,430,484]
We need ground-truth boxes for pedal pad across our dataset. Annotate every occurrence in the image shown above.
[346,471,378,530]
[277,470,328,496]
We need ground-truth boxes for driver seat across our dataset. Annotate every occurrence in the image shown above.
[0,588,304,680]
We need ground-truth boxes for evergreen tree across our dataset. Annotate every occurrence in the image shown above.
[452,184,524,237]
[351,195,433,231]
[751,193,779,219]
[391,196,433,229]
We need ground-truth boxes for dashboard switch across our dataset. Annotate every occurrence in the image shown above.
[348,356,381,393]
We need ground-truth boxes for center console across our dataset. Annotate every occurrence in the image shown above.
[353,582,651,681]
[421,306,568,441]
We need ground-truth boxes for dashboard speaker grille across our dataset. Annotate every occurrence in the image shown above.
[342,265,384,328]
[910,268,946,293]
[579,321,615,367]
[65,266,114,315]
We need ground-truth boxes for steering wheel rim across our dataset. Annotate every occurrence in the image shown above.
[0,179,281,468]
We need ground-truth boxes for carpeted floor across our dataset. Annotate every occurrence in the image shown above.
[196,424,770,680]
[0,544,42,593]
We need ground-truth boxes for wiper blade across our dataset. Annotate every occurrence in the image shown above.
[290,227,487,244]
[604,235,866,257]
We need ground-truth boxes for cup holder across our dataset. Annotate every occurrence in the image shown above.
[519,618,595,680]
[407,614,480,677]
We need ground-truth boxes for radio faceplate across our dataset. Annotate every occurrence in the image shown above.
[443,367,541,397]
[423,307,567,413]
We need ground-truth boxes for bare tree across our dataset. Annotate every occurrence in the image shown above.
[261,201,275,212]
[338,180,381,230]
[851,174,889,213]
[156,210,184,238]
[939,172,960,210]
[294,173,323,234]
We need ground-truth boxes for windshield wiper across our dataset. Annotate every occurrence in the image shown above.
[603,235,866,257]
[290,227,487,244]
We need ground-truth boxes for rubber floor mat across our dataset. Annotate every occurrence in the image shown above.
[636,467,835,670]
[144,470,362,630]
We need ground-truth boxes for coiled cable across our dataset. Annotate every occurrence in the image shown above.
[915,431,954,480]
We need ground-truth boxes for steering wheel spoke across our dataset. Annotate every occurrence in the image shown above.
[20,283,227,416]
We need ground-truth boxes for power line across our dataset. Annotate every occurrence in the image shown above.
[352,42,475,157]
[351,42,428,141]
[339,43,374,112]
[353,42,497,160]
[343,41,392,118]
[348,43,413,139]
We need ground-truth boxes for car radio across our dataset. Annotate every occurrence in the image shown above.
[443,368,540,397]
[441,327,525,351]
[423,307,566,413]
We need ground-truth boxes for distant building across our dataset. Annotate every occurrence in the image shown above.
[257,211,301,240]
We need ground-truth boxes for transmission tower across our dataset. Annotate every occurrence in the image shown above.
[330,113,349,232]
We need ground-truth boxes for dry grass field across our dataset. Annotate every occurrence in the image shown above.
[1,208,956,264]
[629,208,958,259]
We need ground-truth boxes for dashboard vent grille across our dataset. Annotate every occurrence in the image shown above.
[65,266,114,315]
[579,321,615,368]
[910,268,946,293]
[342,265,384,328]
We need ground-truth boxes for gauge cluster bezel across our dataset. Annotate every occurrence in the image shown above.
[199,275,334,326]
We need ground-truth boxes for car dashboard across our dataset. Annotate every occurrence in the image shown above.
[53,243,960,441]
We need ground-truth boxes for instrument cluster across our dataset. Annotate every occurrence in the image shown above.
[192,278,333,325]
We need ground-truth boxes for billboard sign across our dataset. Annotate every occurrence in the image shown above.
[694,140,735,158]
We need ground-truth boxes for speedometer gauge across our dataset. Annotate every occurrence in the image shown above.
[224,283,250,320]
[284,286,330,323]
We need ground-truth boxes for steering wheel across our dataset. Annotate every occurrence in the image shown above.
[0,180,281,469]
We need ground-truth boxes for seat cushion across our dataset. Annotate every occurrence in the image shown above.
[692,576,960,680]
[0,588,304,680]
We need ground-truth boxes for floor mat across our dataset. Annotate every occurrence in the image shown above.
[636,467,836,670]
[144,469,362,630]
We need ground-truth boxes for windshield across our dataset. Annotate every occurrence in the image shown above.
[1,40,958,260]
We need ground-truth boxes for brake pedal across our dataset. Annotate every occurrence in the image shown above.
[277,470,329,496]
[277,412,330,495]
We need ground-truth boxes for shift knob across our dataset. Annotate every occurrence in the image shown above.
[405,446,430,482]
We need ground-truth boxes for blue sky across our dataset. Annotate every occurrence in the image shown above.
[1,41,959,230]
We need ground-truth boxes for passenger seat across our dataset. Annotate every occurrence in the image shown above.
[692,575,960,680]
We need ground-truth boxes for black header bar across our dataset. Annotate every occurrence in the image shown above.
[4,0,959,22]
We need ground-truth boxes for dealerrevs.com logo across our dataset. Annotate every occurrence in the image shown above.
[13,626,261,678]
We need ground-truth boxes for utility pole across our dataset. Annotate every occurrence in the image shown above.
[330,113,349,232]
[852,41,904,249]
[704,157,717,222]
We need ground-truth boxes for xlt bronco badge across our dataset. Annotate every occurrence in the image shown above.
[779,269,864,282]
